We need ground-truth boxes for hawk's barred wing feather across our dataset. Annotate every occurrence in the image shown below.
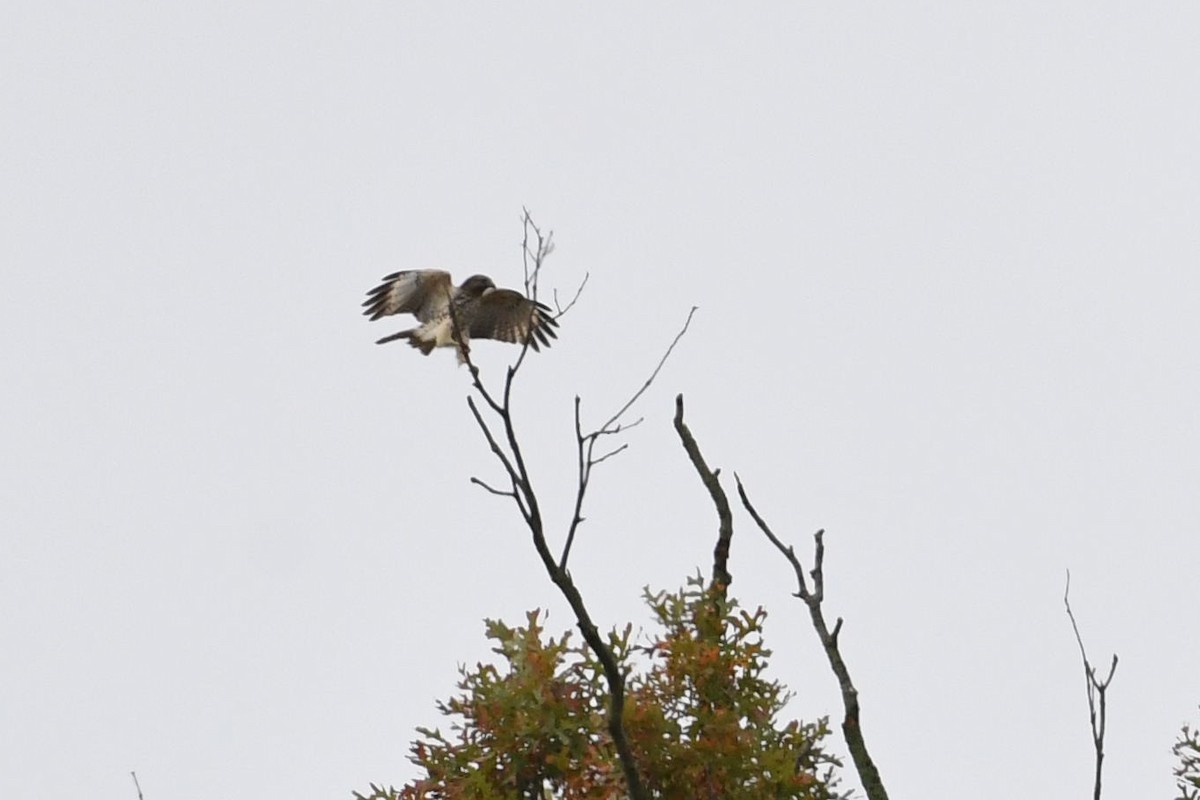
[467,290,559,351]
[361,270,454,322]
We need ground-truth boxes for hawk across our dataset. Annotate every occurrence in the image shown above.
[362,270,558,361]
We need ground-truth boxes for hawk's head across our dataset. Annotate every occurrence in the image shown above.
[459,274,496,298]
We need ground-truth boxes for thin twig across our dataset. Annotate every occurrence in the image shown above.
[600,306,697,433]
[521,207,554,303]
[592,443,629,465]
[554,272,590,319]
[593,418,643,438]
[130,772,144,800]
[470,476,516,498]
[521,207,536,298]
[1064,571,1118,800]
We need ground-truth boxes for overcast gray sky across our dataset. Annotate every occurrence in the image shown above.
[3,3,1198,798]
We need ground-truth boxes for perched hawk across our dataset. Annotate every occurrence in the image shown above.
[362,270,558,361]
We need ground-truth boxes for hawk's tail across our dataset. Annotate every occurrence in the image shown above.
[375,329,436,355]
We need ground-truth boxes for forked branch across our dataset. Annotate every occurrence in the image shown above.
[460,214,697,800]
[1064,571,1118,800]
[737,477,889,800]
[554,273,590,319]
[559,307,697,569]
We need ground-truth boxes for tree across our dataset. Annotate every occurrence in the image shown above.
[359,214,1189,799]
[1176,711,1200,800]
[356,213,853,798]
[356,580,841,800]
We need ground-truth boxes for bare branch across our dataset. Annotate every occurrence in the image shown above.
[560,309,696,571]
[1064,571,1119,800]
[465,396,530,522]
[736,474,810,598]
[559,396,589,570]
[811,532,826,602]
[130,772,144,800]
[673,394,733,590]
[470,476,516,498]
[737,475,889,800]
[470,384,644,799]
[521,207,536,297]
[521,207,554,303]
[592,443,630,466]
[460,213,648,800]
[460,213,705,800]
[466,397,519,487]
[594,416,644,436]
[600,306,697,433]
[554,272,590,319]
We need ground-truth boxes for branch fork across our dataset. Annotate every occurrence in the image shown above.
[459,213,696,800]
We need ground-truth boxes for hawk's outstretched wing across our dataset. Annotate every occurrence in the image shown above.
[466,290,559,351]
[361,270,454,322]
